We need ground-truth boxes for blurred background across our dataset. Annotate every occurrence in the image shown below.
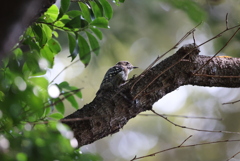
[50,0,240,160]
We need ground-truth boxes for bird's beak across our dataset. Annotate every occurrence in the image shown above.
[133,66,138,69]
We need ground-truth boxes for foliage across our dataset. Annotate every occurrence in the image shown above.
[163,0,207,23]
[0,123,102,161]
[0,0,118,160]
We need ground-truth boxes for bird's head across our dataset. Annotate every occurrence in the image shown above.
[115,61,138,72]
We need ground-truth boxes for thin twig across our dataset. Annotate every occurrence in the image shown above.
[26,88,83,118]
[131,139,240,160]
[133,45,198,99]
[50,59,80,84]
[195,24,240,50]
[193,27,240,75]
[178,135,192,147]
[49,45,100,84]
[37,21,87,32]
[139,114,222,121]
[226,13,229,29]
[222,99,240,105]
[192,29,196,44]
[151,109,240,135]
[59,88,83,96]
[226,151,240,161]
[130,22,202,92]
[133,23,240,99]
[45,88,82,108]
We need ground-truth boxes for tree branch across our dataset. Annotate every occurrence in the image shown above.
[0,0,56,58]
[62,43,240,147]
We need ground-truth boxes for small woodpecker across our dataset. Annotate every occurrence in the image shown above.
[97,61,138,95]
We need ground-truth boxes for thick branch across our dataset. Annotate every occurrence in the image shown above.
[62,44,240,147]
[188,55,240,87]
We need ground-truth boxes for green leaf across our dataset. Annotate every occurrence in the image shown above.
[42,24,53,41]
[89,1,102,18]
[44,105,51,116]
[99,0,113,20]
[16,152,27,161]
[86,31,100,55]
[25,27,34,37]
[60,0,70,13]
[74,90,82,99]
[79,2,91,23]
[40,45,55,68]
[165,0,206,23]
[58,81,70,89]
[22,51,46,76]
[32,24,43,41]
[73,89,82,99]
[55,98,65,114]
[49,113,64,119]
[48,38,61,54]
[66,10,82,18]
[67,33,78,61]
[80,19,89,29]
[44,5,59,22]
[90,17,109,28]
[90,27,103,40]
[67,86,82,99]
[58,14,71,23]
[65,17,89,29]
[58,81,80,91]
[1,57,9,68]
[32,24,48,47]
[54,20,65,28]
[53,31,59,38]
[68,33,76,54]
[0,91,5,101]
[64,94,78,109]
[13,48,23,57]
[23,64,46,77]
[29,77,48,100]
[65,16,82,28]
[58,82,82,99]
[23,37,40,52]
[78,34,91,66]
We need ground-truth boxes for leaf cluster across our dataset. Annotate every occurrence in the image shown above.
[37,0,113,65]
[0,0,118,160]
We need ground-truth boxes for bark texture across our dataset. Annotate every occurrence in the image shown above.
[0,0,56,58]
[62,44,240,147]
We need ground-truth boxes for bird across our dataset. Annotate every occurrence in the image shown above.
[97,61,138,95]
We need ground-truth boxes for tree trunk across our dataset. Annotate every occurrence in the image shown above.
[0,0,55,58]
